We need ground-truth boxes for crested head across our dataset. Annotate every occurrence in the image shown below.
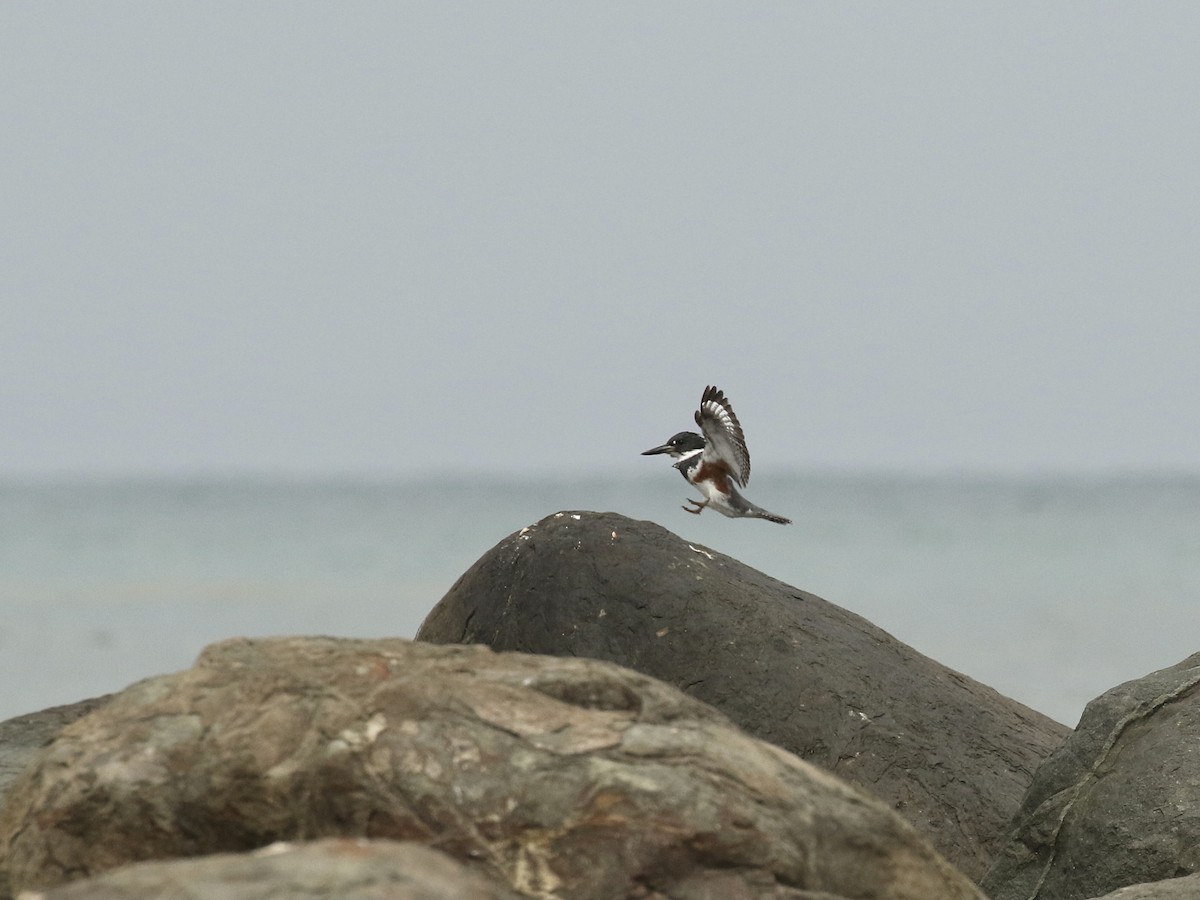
[641,431,706,458]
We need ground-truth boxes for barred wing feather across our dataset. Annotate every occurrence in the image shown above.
[694,385,751,486]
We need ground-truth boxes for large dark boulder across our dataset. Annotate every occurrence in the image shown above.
[27,838,524,900]
[982,653,1200,900]
[0,637,983,900]
[418,510,1070,879]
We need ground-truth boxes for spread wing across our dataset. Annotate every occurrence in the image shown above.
[694,385,751,486]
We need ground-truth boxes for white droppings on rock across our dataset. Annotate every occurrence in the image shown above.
[688,544,715,560]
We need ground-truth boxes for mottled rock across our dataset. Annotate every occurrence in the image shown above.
[0,697,112,900]
[20,838,522,899]
[982,653,1200,900]
[0,696,110,798]
[0,637,982,900]
[417,510,1068,879]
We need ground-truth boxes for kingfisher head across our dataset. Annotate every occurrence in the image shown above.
[642,431,705,459]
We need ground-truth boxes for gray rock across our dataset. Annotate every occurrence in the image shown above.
[20,838,522,900]
[981,653,1200,900]
[0,637,983,900]
[417,510,1068,879]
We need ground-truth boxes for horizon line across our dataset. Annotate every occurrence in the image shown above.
[3,464,1200,486]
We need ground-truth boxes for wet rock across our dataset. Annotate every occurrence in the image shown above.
[21,838,522,900]
[417,510,1070,879]
[982,653,1200,900]
[0,637,982,900]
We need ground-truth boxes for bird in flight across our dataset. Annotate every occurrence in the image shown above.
[642,385,791,524]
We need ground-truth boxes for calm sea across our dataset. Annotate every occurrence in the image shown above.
[2,474,1198,727]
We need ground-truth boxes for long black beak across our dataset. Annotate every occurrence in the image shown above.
[641,443,673,456]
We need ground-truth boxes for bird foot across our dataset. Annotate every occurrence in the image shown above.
[683,499,707,515]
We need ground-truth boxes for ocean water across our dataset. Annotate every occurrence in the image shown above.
[2,474,1198,727]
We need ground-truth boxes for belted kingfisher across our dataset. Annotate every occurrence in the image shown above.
[642,385,791,524]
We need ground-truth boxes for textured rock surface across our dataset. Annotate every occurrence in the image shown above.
[0,696,112,900]
[0,637,983,900]
[21,838,523,900]
[1085,873,1200,900]
[982,653,1200,900]
[417,510,1069,879]
[0,696,109,798]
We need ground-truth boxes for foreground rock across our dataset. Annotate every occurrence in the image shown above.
[1087,873,1200,900]
[0,637,983,900]
[23,838,522,900]
[22,840,520,900]
[982,652,1200,900]
[418,510,1070,879]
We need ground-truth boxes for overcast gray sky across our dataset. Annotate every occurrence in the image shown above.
[3,3,1198,478]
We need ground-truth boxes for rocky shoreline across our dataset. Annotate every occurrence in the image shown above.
[1,510,1197,899]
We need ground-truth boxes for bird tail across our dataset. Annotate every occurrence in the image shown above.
[750,506,792,525]
[735,492,792,525]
